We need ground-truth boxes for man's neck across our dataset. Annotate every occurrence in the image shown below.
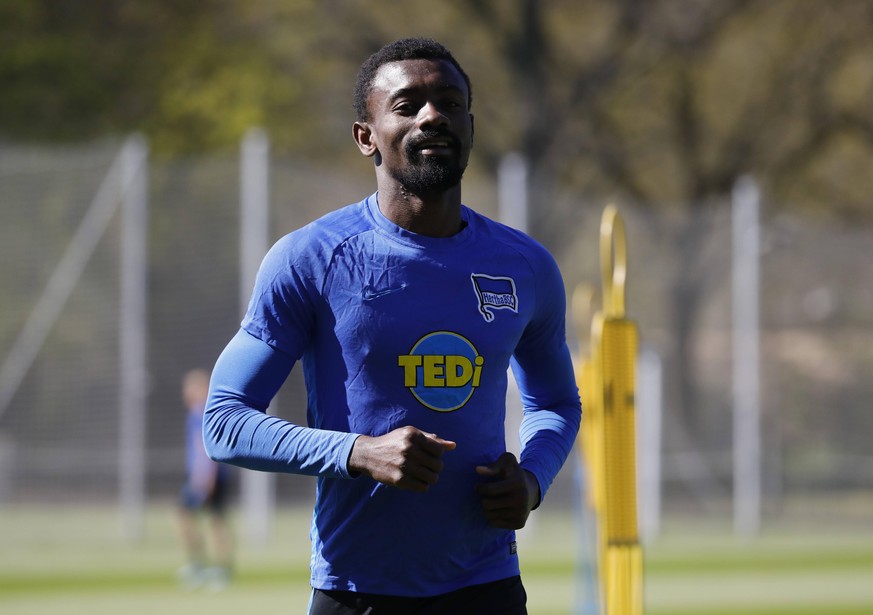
[376,183,464,238]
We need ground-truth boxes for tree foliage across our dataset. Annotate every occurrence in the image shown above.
[3,1,872,218]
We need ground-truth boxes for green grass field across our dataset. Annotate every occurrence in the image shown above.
[1,501,872,614]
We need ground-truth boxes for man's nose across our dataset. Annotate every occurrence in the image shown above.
[417,101,448,129]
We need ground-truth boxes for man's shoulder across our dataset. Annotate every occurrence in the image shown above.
[254,196,375,286]
[300,197,374,242]
[272,197,374,255]
[466,207,555,261]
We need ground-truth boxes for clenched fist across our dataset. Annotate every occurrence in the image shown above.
[348,426,456,492]
[476,452,540,529]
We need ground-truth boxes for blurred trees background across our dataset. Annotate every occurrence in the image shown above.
[4,1,872,215]
[3,1,873,503]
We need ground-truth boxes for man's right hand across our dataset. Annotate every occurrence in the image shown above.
[348,426,456,492]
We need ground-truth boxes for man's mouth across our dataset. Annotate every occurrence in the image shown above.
[411,135,457,156]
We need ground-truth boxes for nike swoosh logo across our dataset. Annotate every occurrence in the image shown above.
[362,283,406,301]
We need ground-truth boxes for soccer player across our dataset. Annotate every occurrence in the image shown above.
[204,38,581,614]
[177,368,234,590]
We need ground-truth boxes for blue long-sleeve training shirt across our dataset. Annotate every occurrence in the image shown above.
[204,193,581,596]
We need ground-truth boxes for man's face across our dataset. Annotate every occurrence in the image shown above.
[360,59,473,195]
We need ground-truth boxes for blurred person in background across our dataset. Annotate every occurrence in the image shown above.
[204,37,581,614]
[177,368,234,590]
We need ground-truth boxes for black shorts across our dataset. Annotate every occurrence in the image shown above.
[178,476,230,515]
[308,575,527,615]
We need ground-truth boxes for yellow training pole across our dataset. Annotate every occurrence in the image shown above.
[573,284,606,612]
[599,205,643,615]
[573,284,601,512]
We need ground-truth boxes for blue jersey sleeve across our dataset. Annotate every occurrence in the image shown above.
[511,249,581,505]
[203,329,359,478]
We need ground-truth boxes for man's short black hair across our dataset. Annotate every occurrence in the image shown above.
[353,37,472,122]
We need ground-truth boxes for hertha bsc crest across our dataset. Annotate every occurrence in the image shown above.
[471,273,518,322]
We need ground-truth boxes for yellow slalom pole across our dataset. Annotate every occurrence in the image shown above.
[573,282,609,614]
[573,284,600,512]
[599,205,643,615]
[574,206,644,614]
[573,284,606,612]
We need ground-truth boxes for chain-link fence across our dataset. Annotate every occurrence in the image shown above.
[1,138,871,525]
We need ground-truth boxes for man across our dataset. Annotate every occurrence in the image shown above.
[204,38,581,614]
[177,368,234,590]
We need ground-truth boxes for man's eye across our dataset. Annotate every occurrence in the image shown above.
[440,100,463,111]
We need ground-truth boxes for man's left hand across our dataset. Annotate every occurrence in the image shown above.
[475,453,540,529]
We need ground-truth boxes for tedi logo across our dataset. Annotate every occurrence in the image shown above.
[397,331,484,412]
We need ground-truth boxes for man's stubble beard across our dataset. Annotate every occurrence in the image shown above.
[391,143,467,196]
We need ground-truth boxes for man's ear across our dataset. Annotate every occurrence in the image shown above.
[470,113,475,146]
[353,121,377,157]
